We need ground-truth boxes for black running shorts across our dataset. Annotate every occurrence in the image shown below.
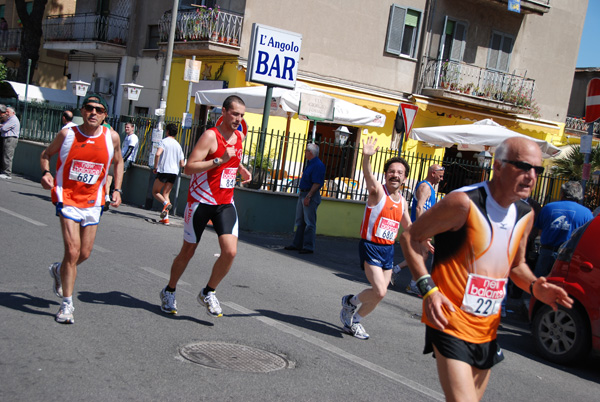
[424,325,505,370]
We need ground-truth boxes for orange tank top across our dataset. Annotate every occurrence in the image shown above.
[359,189,403,245]
[425,183,533,343]
[52,125,114,208]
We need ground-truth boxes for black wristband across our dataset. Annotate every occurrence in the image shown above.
[42,170,50,176]
[113,189,123,194]
[416,275,436,297]
[530,280,536,298]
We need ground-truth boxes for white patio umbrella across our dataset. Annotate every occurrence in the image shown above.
[410,119,561,158]
[194,82,386,127]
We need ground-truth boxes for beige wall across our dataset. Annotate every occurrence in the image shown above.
[513,0,587,121]
[242,0,423,96]
[241,0,586,123]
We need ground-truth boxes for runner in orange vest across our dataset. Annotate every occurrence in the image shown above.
[40,93,123,324]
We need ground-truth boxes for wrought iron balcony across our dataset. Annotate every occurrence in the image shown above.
[158,8,243,51]
[565,116,600,136]
[0,28,22,54]
[420,57,537,116]
[43,13,129,45]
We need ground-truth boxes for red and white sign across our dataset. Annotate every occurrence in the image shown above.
[401,103,419,140]
[585,77,600,123]
[216,116,248,136]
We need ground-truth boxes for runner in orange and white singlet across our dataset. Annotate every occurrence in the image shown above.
[51,124,114,208]
[339,136,413,340]
[40,93,123,325]
[400,137,573,401]
[158,95,252,318]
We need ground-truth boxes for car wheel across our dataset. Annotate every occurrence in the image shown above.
[532,304,591,365]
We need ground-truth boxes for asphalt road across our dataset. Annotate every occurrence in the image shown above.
[1,175,599,401]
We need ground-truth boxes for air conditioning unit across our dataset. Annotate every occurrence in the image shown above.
[94,77,113,95]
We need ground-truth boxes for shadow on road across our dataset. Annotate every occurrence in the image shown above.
[78,290,213,326]
[15,191,52,203]
[256,308,345,339]
[0,292,58,318]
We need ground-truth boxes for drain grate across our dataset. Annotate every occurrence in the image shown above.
[179,342,291,372]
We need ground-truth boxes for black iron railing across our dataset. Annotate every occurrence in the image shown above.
[420,57,537,113]
[44,13,129,45]
[0,28,22,52]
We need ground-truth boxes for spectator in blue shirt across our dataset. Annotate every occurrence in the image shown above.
[534,181,593,277]
[285,143,326,254]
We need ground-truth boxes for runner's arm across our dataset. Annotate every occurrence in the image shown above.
[110,129,124,207]
[509,217,573,311]
[361,136,384,206]
[184,129,218,175]
[400,192,470,329]
[40,129,68,190]
[237,163,252,184]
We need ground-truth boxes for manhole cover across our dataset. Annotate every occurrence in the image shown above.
[179,342,291,372]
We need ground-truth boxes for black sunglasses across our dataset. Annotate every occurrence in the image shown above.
[83,104,106,114]
[502,159,544,175]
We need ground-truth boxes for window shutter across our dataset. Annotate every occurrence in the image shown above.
[499,36,513,71]
[386,5,407,55]
[450,22,467,61]
[405,9,419,27]
[487,33,502,70]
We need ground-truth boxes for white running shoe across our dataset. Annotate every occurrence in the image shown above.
[344,322,369,340]
[159,287,177,314]
[48,262,62,298]
[340,294,357,327]
[55,302,74,324]
[198,289,223,317]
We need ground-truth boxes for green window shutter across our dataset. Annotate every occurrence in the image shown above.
[445,20,455,36]
[405,9,419,27]
[385,4,407,56]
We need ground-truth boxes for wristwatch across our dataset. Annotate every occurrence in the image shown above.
[113,189,123,194]
[213,158,222,166]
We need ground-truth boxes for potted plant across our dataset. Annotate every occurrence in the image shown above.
[246,149,274,189]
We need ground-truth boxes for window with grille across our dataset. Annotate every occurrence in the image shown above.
[385,5,422,58]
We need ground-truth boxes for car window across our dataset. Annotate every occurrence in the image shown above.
[556,220,592,262]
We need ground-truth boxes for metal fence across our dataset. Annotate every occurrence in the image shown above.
[10,99,600,211]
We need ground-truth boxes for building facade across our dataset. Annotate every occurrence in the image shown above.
[38,0,587,160]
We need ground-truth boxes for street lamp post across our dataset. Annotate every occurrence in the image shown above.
[70,80,91,108]
[120,83,143,116]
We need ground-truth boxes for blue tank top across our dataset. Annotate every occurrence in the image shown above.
[411,180,436,221]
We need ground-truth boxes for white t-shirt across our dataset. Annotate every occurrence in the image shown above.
[121,133,139,162]
[157,136,184,174]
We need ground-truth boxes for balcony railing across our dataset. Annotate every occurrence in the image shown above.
[159,8,243,47]
[43,13,129,45]
[0,28,22,52]
[565,116,600,136]
[420,57,537,113]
